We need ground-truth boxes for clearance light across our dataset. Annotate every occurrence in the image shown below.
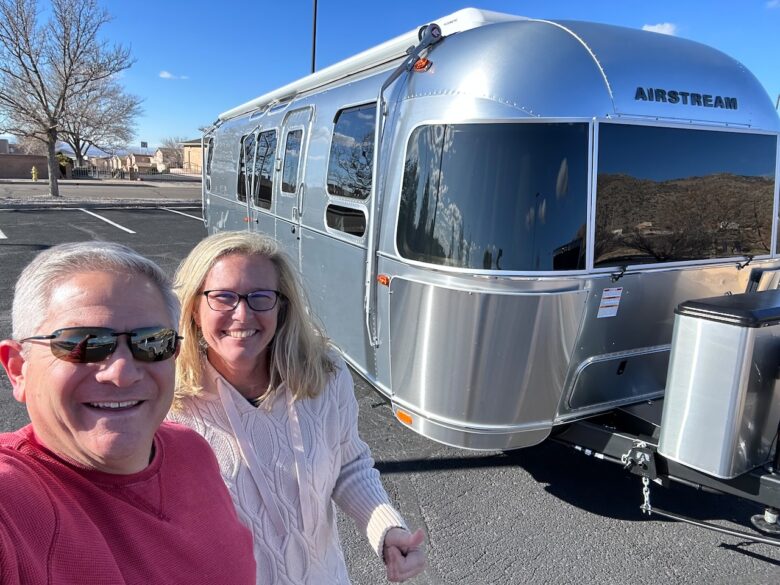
[413,58,432,72]
[377,274,391,286]
[243,216,250,223]
[396,410,414,426]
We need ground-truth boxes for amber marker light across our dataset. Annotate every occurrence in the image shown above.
[377,274,391,286]
[396,409,414,426]
[413,58,432,72]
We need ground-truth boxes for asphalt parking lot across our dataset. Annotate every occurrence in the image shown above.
[0,202,779,584]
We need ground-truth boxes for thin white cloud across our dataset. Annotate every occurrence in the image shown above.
[642,23,678,36]
[767,0,780,8]
[159,70,189,80]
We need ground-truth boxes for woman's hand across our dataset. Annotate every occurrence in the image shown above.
[383,527,426,582]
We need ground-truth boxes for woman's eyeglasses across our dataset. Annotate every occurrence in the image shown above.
[202,289,282,312]
[20,326,182,364]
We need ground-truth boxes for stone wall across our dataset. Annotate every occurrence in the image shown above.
[0,154,49,179]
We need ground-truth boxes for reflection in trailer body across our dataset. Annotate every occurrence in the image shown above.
[203,8,780,542]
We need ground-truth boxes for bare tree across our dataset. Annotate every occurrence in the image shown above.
[60,78,143,166]
[13,133,48,154]
[0,0,133,196]
[159,136,187,168]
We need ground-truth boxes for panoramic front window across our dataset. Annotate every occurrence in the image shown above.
[396,123,589,271]
[327,104,376,199]
[595,124,777,268]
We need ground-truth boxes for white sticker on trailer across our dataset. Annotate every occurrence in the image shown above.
[597,287,623,318]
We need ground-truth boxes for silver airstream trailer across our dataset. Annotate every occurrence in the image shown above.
[205,8,780,541]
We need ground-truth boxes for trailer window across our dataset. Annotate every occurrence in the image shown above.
[326,204,366,237]
[397,123,589,271]
[327,104,375,199]
[252,130,277,209]
[282,130,302,193]
[205,137,214,191]
[595,124,777,267]
[237,133,255,203]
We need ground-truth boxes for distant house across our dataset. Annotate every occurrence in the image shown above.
[153,147,182,172]
[87,155,112,172]
[110,155,124,172]
[182,138,203,174]
[125,153,154,173]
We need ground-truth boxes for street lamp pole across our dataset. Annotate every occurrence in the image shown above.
[311,0,318,74]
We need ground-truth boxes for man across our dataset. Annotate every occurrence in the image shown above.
[0,242,255,584]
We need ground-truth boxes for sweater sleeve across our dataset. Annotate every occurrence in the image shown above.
[329,360,408,557]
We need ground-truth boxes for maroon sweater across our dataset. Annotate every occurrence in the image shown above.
[0,423,255,584]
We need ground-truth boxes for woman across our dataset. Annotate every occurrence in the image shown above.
[169,231,425,584]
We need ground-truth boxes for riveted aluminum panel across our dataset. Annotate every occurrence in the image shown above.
[556,20,780,129]
[389,277,587,449]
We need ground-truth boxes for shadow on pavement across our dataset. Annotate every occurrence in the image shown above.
[375,439,766,527]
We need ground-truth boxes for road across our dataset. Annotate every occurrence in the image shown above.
[0,207,778,584]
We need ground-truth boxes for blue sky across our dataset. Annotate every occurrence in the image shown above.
[78,1,780,148]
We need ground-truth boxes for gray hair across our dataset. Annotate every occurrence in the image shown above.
[12,241,180,340]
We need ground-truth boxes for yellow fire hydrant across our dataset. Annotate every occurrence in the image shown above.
[31,166,38,182]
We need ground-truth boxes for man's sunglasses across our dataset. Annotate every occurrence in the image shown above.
[20,326,182,364]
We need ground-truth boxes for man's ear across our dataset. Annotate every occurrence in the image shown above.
[0,339,28,402]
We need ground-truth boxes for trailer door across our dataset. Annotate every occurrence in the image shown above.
[276,107,313,267]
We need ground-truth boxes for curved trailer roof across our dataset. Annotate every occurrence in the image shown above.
[217,8,780,131]
[217,8,523,121]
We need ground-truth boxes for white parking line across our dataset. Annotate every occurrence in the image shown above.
[77,208,136,234]
[0,228,6,239]
[162,207,204,221]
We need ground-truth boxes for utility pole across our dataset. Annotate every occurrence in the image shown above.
[311,0,318,74]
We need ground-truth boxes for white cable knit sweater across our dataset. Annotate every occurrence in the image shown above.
[167,356,407,585]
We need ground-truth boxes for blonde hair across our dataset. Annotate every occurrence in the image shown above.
[172,231,334,409]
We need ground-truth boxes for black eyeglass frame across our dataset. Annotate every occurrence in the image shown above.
[19,326,183,364]
[202,289,283,312]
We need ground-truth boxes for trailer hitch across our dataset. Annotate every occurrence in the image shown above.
[621,443,657,480]
[623,444,780,547]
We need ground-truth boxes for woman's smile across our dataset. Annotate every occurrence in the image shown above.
[223,329,258,339]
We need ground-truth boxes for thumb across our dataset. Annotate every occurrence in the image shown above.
[405,528,425,549]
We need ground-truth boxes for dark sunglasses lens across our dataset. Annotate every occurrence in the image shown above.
[128,328,179,362]
[50,328,116,363]
[247,291,278,311]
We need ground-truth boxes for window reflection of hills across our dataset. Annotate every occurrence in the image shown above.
[397,123,589,271]
[594,173,774,267]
